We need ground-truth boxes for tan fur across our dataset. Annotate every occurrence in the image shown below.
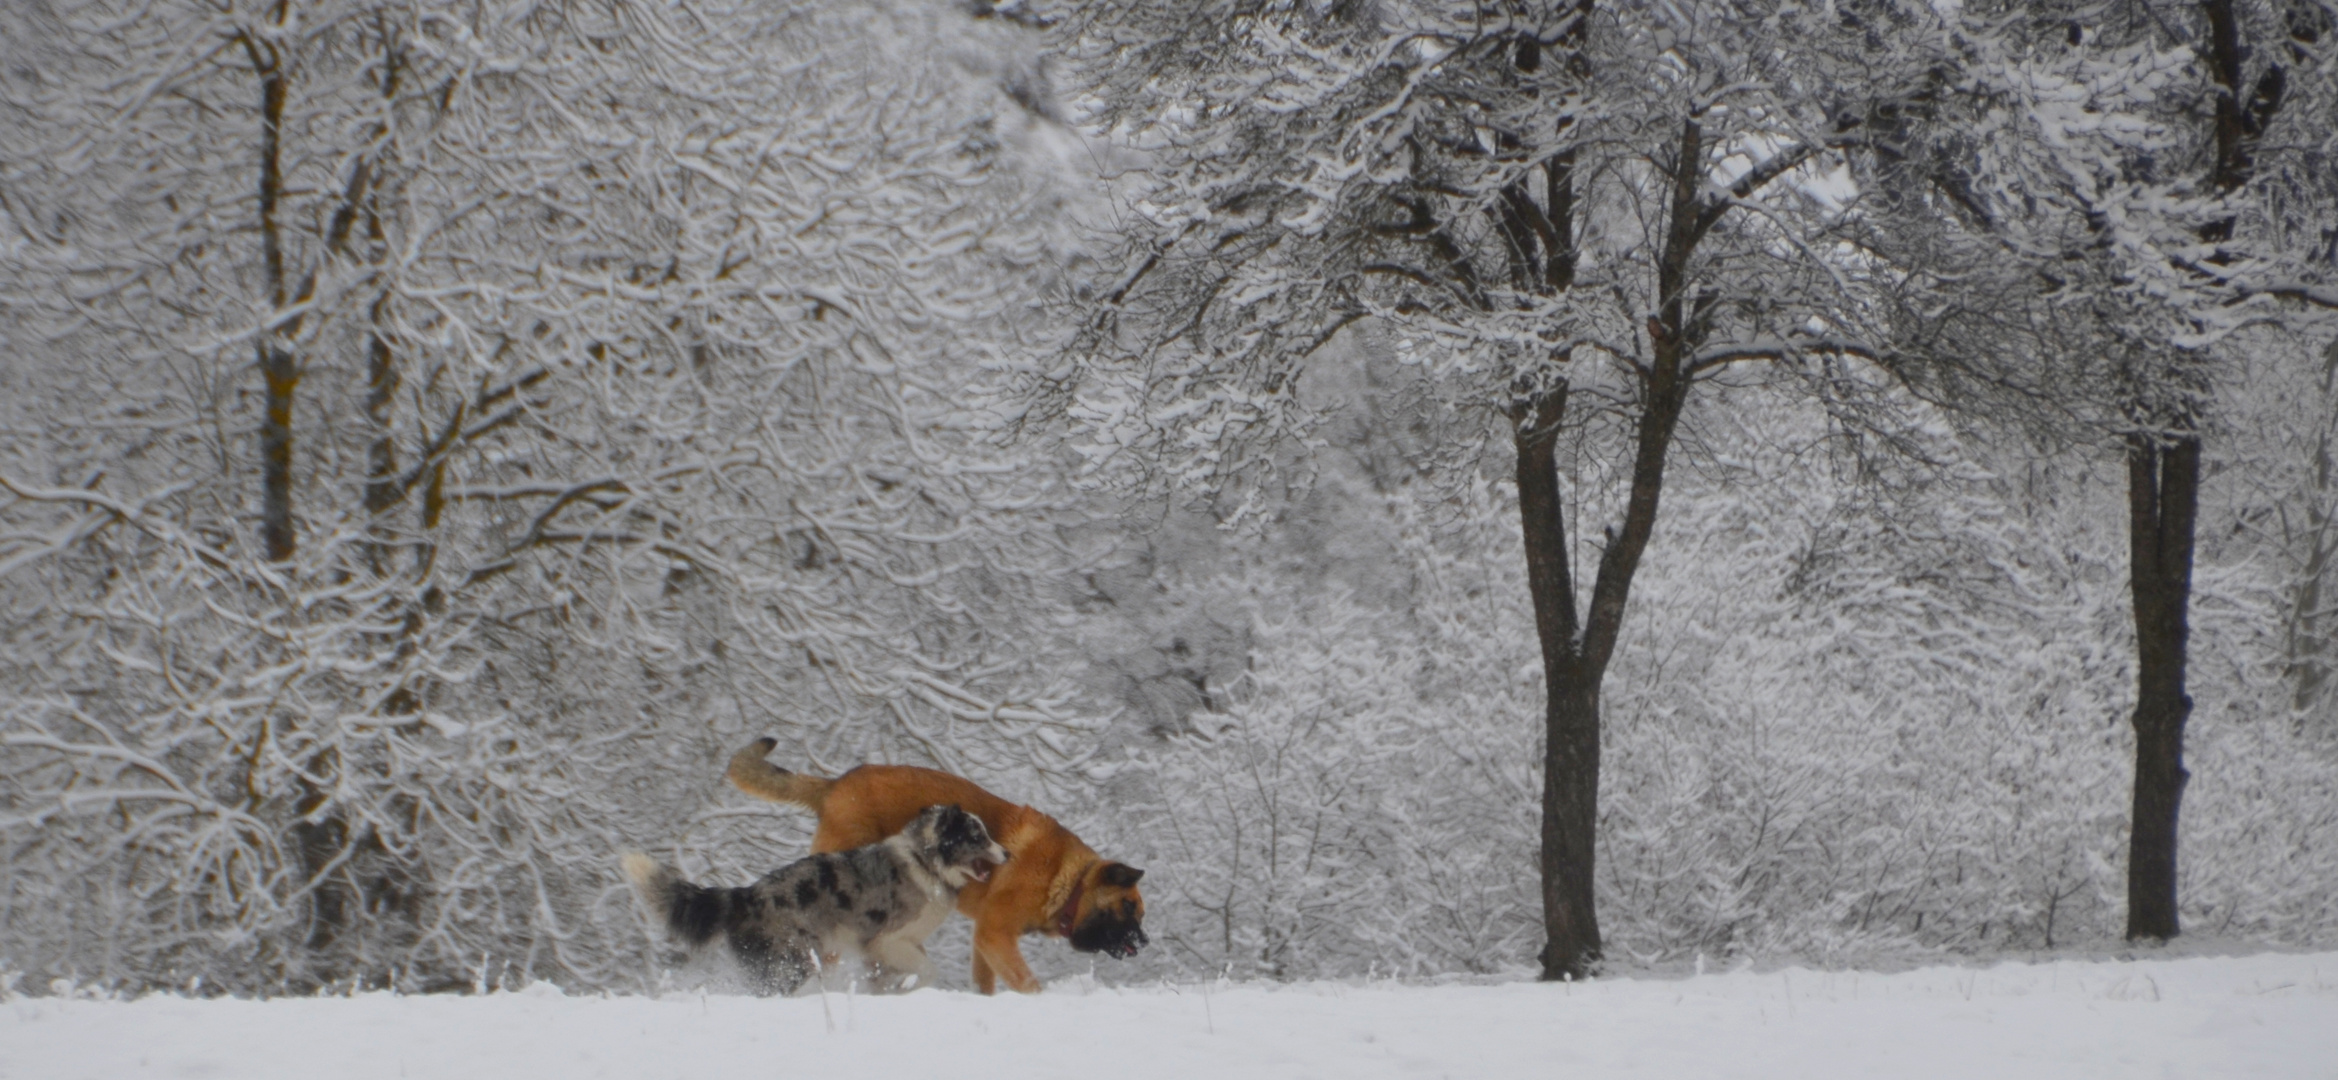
[620,850,661,890]
[725,742,834,807]
[725,738,1147,994]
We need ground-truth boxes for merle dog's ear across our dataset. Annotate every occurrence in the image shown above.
[1100,863,1144,888]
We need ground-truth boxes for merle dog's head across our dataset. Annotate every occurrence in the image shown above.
[904,804,1009,890]
[1064,862,1148,960]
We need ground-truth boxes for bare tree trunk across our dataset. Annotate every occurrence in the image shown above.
[2112,0,2291,943]
[359,32,405,567]
[247,14,370,967]
[253,38,297,564]
[1516,351,1689,980]
[260,340,297,562]
[291,812,355,952]
[2287,343,2338,715]
[2125,431,2199,940]
[1537,677,1603,977]
[1507,111,1704,982]
[363,293,401,563]
[1513,386,1604,978]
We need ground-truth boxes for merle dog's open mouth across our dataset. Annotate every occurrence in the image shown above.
[967,858,999,883]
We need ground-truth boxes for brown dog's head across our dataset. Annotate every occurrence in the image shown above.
[1064,862,1148,959]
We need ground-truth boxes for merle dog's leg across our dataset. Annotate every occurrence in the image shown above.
[866,933,939,993]
[731,929,817,996]
[729,929,780,995]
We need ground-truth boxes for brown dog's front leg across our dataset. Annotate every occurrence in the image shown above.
[971,948,996,995]
[973,917,1041,994]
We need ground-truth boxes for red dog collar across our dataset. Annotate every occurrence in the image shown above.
[1053,875,1086,938]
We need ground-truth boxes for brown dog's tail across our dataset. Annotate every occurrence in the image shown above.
[725,737,832,809]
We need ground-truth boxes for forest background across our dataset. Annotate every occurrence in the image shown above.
[1,0,2334,996]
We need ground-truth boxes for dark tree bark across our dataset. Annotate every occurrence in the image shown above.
[2124,432,2200,940]
[1508,112,1703,981]
[1515,330,1692,979]
[260,336,297,563]
[1481,16,1607,980]
[360,223,402,578]
[1512,386,1600,976]
[363,298,400,515]
[251,30,296,564]
[290,812,356,950]
[2116,0,2294,942]
[358,34,405,555]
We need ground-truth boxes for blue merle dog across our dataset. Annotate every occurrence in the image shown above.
[622,804,1008,994]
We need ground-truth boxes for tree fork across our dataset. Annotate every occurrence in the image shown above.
[1500,13,1602,979]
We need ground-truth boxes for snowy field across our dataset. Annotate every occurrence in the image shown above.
[6,950,2334,1080]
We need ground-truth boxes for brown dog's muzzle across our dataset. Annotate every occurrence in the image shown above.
[1102,927,1147,959]
[1070,917,1148,959]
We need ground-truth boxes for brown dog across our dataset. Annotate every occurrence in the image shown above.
[725,738,1147,994]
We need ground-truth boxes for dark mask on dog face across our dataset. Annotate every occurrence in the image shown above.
[1068,862,1148,959]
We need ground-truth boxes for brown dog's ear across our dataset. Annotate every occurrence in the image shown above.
[1100,863,1144,888]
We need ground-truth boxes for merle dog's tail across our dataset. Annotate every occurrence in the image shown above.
[620,852,742,947]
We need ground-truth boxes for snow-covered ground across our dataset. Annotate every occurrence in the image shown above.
[6,950,2334,1079]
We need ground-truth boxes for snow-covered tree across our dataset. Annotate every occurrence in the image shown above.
[1042,0,1983,978]
[1100,357,2338,980]
[2263,340,2338,727]
[0,0,1100,992]
[1869,0,2338,941]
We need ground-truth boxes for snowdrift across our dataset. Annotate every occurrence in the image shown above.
[7,949,2332,1079]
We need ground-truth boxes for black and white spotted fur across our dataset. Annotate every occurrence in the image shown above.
[622,804,1007,994]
